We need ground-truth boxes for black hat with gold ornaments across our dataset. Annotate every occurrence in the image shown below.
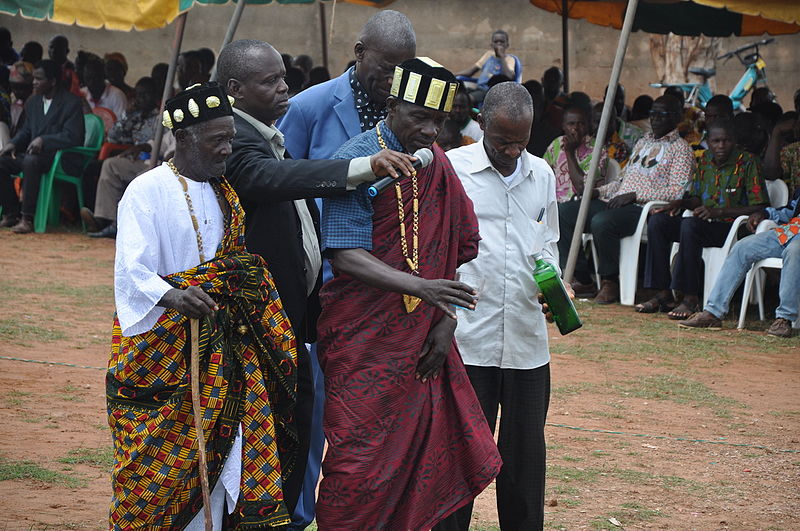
[162,82,235,130]
[389,57,459,113]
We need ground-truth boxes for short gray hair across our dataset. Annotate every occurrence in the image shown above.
[482,82,533,126]
[359,10,416,51]
[217,39,275,91]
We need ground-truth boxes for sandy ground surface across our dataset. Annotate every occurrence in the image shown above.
[0,230,798,530]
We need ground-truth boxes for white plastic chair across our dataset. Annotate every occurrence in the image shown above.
[619,201,668,306]
[737,220,799,330]
[669,213,750,307]
[765,179,789,208]
[582,159,621,292]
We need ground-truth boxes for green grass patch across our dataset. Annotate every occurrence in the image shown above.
[552,382,594,398]
[592,502,666,529]
[611,374,743,413]
[58,447,114,468]
[5,390,31,407]
[547,464,600,483]
[0,319,66,345]
[0,456,84,488]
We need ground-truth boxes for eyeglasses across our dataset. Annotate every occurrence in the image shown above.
[649,110,678,118]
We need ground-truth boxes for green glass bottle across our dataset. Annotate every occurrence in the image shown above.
[533,256,582,335]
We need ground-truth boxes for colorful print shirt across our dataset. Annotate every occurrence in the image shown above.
[689,149,767,221]
[602,128,695,203]
[779,141,800,193]
[543,134,607,202]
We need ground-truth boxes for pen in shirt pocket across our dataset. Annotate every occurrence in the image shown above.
[536,208,545,223]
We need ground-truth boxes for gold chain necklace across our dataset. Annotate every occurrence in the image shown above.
[167,159,207,263]
[376,121,421,313]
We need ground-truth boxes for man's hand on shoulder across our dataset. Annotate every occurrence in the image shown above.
[158,286,218,319]
[369,149,417,179]
[416,316,457,382]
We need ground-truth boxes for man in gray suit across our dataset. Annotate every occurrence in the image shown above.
[0,59,84,233]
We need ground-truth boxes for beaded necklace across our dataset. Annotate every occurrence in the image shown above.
[376,121,421,313]
[167,159,214,263]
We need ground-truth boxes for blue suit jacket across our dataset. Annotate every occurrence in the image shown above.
[278,67,362,161]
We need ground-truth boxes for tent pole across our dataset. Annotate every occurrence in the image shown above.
[150,12,188,169]
[563,0,639,283]
[210,0,248,82]
[320,1,329,71]
[562,0,569,92]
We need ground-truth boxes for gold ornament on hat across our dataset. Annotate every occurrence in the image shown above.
[187,98,200,118]
[206,96,221,108]
[162,110,173,129]
[227,95,235,106]
[173,109,185,123]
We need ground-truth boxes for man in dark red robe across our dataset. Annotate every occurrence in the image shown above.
[316,58,502,530]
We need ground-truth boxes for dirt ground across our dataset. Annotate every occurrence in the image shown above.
[1,230,798,530]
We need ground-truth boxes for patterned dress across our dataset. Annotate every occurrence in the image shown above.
[316,125,502,530]
[107,177,298,530]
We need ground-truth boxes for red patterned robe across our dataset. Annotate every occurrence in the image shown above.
[316,129,502,530]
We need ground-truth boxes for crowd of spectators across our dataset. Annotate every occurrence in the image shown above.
[0,24,797,336]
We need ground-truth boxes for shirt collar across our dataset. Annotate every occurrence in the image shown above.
[706,148,742,170]
[376,120,405,152]
[349,66,374,112]
[469,139,532,182]
[645,127,681,144]
[233,106,285,157]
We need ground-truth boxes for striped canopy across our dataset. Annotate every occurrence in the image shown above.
[0,0,391,31]
[530,0,800,36]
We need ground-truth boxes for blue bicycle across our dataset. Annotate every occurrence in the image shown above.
[650,38,774,111]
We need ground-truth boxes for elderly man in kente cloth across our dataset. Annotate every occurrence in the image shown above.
[316,58,502,530]
[107,83,298,530]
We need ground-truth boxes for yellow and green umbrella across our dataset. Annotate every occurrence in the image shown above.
[0,0,390,31]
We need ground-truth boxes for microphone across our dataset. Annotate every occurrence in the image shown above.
[367,147,434,198]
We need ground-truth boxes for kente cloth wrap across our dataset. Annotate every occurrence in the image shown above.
[316,131,502,530]
[107,177,298,530]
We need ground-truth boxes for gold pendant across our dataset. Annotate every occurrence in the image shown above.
[403,294,422,313]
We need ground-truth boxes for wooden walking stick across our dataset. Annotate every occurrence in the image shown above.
[190,318,213,531]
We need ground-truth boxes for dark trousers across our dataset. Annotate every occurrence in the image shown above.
[433,364,551,531]
[557,199,608,283]
[281,341,313,515]
[644,212,731,296]
[0,153,54,217]
[590,203,642,277]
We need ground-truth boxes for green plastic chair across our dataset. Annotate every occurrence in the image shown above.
[33,113,104,233]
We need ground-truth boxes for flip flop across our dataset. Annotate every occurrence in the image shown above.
[667,302,700,320]
[635,296,674,313]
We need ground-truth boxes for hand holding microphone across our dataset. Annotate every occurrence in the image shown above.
[368,148,434,197]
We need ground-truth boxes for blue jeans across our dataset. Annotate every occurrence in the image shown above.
[705,231,799,322]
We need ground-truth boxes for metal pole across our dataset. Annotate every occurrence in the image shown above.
[562,0,569,92]
[563,0,640,283]
[210,0,248,82]
[319,1,329,71]
[150,12,188,169]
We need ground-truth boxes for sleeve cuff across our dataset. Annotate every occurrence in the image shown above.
[346,157,376,191]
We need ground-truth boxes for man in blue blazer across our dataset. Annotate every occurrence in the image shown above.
[278,9,416,160]
[0,59,84,233]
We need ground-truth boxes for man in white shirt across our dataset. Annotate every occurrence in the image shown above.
[82,56,127,120]
[441,82,559,531]
[108,82,298,530]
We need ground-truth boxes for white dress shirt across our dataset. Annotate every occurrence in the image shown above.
[447,141,559,370]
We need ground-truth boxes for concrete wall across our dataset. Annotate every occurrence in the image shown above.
[6,0,799,109]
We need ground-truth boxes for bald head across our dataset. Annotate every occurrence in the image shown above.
[217,39,276,90]
[482,82,534,128]
[358,10,416,52]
